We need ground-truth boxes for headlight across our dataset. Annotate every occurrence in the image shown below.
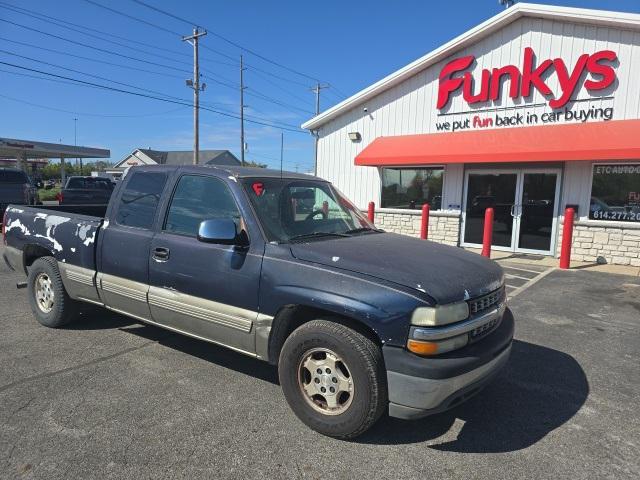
[407,334,469,356]
[411,302,469,327]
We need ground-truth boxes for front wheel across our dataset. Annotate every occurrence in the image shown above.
[278,319,387,439]
[27,257,79,328]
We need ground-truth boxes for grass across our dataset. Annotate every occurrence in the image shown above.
[38,187,61,202]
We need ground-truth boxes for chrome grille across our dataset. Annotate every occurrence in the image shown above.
[468,287,504,315]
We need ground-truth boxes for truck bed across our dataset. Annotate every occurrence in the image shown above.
[3,204,104,272]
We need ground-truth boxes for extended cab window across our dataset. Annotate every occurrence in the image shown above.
[115,171,167,229]
[164,175,241,237]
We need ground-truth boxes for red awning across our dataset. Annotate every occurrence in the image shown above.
[355,119,640,166]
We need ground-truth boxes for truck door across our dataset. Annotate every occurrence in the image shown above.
[96,170,169,320]
[147,174,264,355]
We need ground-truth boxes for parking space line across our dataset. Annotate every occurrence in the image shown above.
[501,265,548,274]
[505,272,535,281]
[508,267,556,299]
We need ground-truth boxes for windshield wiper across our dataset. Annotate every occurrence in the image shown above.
[344,227,383,235]
[288,232,350,243]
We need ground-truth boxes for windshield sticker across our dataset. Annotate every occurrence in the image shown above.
[252,182,265,196]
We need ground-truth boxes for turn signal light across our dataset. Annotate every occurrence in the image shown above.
[407,339,439,356]
[407,333,469,356]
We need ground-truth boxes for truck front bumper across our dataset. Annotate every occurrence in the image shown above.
[383,309,514,420]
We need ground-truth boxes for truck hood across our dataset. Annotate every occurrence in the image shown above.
[289,233,504,305]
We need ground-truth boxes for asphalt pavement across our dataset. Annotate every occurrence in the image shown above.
[0,245,638,479]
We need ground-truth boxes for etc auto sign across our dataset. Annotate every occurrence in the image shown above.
[435,47,618,132]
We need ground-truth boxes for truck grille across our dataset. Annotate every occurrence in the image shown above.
[468,287,505,315]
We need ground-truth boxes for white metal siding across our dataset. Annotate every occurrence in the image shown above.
[316,17,640,210]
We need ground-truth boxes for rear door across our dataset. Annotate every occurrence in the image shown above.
[96,170,170,320]
[147,173,264,355]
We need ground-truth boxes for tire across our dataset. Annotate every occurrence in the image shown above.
[278,319,387,439]
[27,256,79,328]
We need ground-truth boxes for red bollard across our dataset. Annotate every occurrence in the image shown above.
[559,207,575,269]
[367,201,375,223]
[481,207,494,258]
[420,204,430,240]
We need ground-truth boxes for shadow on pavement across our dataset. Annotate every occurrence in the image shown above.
[63,309,588,451]
[121,321,279,385]
[358,339,589,451]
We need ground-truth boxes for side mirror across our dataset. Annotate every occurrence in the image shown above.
[197,218,240,245]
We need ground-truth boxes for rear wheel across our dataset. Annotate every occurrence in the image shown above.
[278,319,387,439]
[27,257,79,328]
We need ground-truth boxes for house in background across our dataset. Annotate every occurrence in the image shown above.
[107,148,240,179]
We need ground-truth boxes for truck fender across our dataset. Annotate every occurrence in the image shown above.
[264,286,391,365]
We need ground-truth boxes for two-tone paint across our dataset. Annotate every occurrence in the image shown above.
[3,165,504,362]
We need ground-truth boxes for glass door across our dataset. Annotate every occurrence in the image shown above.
[515,170,561,254]
[462,169,561,254]
[462,171,519,250]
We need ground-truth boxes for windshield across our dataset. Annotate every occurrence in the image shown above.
[242,178,377,242]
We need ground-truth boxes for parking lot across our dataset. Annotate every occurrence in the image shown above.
[1,244,639,480]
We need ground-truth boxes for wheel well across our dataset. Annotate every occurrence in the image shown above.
[22,244,54,273]
[267,304,382,365]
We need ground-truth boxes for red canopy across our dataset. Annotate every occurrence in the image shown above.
[355,119,640,166]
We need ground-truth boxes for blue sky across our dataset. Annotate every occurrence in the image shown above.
[1,0,639,171]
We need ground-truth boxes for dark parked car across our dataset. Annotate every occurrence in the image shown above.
[0,168,39,218]
[56,176,114,205]
[3,165,512,439]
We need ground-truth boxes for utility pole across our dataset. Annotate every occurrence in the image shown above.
[74,117,79,172]
[183,27,207,165]
[240,55,246,166]
[311,82,329,176]
[280,131,284,175]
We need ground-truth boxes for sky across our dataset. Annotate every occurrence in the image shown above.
[1,0,640,172]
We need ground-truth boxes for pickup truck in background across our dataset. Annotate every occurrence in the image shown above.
[0,168,39,217]
[56,176,115,205]
[2,165,513,439]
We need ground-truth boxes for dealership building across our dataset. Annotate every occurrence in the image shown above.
[303,3,640,266]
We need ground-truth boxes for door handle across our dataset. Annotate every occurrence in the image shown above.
[152,247,170,261]
[510,204,516,217]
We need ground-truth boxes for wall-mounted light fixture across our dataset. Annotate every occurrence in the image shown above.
[348,132,362,142]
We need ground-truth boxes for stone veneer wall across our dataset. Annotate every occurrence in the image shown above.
[371,211,639,267]
[558,220,640,267]
[373,209,461,246]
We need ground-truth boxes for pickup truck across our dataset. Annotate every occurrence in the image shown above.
[0,168,39,217]
[2,165,513,439]
[56,176,115,205]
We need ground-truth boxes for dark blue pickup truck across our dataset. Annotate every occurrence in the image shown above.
[2,165,513,438]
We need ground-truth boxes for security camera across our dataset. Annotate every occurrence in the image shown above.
[363,107,368,113]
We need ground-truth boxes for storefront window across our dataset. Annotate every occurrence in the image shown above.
[590,164,640,222]
[381,168,443,210]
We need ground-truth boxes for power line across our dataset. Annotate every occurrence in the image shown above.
[0,2,194,68]
[81,0,182,36]
[0,93,189,118]
[73,0,327,114]
[0,61,307,134]
[0,18,190,74]
[0,1,191,60]
[0,47,304,129]
[0,36,186,79]
[0,49,191,102]
[129,0,321,83]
